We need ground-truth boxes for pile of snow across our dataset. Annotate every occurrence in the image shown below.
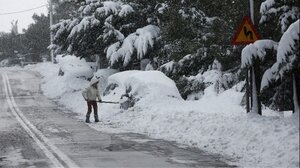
[100,71,298,167]
[9,63,298,168]
[106,70,181,99]
[93,68,119,95]
[56,55,94,79]
[23,60,90,114]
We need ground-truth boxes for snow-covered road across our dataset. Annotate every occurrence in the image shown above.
[0,70,233,168]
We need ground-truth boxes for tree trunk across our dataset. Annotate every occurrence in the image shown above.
[254,61,262,115]
[251,62,262,115]
[251,67,258,114]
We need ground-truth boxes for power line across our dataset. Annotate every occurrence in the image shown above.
[0,4,47,16]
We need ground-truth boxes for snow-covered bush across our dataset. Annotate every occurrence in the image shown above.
[215,72,239,94]
[0,59,9,67]
[177,70,222,100]
[176,76,205,100]
[160,57,239,100]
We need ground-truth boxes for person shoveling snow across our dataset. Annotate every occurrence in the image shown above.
[82,78,102,123]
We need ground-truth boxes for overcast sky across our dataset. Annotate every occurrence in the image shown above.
[0,0,48,33]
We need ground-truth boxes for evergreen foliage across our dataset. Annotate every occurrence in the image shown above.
[23,14,50,61]
[49,0,299,112]
[258,0,299,112]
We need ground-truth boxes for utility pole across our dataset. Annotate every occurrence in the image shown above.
[49,0,54,63]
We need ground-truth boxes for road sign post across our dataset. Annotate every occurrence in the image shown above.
[231,1,261,113]
[231,16,261,45]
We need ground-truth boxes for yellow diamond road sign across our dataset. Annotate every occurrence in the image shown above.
[231,16,261,45]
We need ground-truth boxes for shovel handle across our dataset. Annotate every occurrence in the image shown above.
[97,101,119,104]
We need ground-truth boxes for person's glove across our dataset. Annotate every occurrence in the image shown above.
[99,99,102,103]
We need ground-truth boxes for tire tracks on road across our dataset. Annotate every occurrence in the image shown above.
[2,72,79,168]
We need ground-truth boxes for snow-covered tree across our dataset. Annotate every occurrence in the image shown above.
[52,0,81,22]
[23,14,50,61]
[260,0,299,32]
[261,19,300,114]
[106,25,160,67]
[241,40,278,115]
[260,0,300,40]
[255,0,299,112]
[51,0,162,69]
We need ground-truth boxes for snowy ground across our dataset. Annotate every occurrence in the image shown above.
[3,61,298,168]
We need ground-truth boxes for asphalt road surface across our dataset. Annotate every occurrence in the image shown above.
[0,70,234,168]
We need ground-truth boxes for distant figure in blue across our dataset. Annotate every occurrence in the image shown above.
[82,78,102,123]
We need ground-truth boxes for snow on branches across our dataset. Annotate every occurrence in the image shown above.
[241,40,278,68]
[260,0,300,33]
[276,19,299,64]
[68,16,100,39]
[261,19,299,90]
[51,0,137,59]
[96,1,134,17]
[106,25,160,66]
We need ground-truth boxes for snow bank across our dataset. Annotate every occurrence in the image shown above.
[56,55,94,79]
[15,63,299,168]
[101,70,299,167]
[94,68,118,95]
[106,70,182,101]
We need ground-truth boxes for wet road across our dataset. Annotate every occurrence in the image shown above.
[0,70,234,168]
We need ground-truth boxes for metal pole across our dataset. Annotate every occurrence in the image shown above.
[249,0,254,23]
[246,0,255,113]
[49,0,54,63]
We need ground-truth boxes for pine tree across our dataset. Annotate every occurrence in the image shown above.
[258,0,299,112]
[261,20,299,114]
[23,14,50,61]
[52,0,162,70]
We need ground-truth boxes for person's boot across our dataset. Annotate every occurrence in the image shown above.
[94,115,99,122]
[85,115,91,123]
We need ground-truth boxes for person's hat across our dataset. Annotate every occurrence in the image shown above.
[90,78,99,85]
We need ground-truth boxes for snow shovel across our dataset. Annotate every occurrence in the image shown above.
[97,100,119,104]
